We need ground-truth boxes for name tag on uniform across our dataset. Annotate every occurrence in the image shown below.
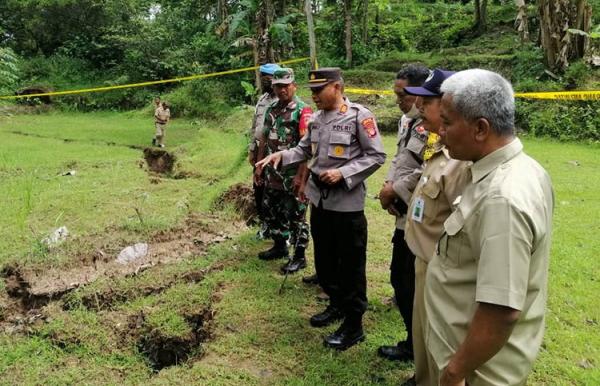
[412,197,425,223]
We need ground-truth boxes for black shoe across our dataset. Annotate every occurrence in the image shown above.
[152,138,156,146]
[377,344,414,362]
[400,376,416,386]
[323,323,365,351]
[280,257,306,274]
[258,239,289,260]
[302,273,319,285]
[309,306,343,327]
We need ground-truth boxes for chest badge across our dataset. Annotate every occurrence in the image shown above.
[333,145,345,157]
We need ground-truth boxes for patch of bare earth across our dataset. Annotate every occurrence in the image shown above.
[143,148,176,174]
[0,183,257,373]
[213,183,257,222]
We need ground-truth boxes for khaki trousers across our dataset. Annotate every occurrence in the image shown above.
[414,257,440,385]
[155,123,166,145]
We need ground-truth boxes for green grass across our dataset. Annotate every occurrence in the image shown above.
[0,110,598,384]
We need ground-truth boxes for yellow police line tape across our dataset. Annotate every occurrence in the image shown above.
[0,57,311,100]
[345,87,600,100]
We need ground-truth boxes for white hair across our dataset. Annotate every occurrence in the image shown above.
[440,69,515,136]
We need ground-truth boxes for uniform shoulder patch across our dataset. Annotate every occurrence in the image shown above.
[361,117,378,138]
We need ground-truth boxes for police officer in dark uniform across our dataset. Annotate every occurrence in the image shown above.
[257,68,386,350]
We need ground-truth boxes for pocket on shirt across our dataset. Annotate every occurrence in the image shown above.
[438,209,464,268]
[327,131,352,159]
[421,178,440,218]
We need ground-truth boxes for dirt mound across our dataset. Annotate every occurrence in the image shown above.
[143,148,176,173]
[214,183,256,221]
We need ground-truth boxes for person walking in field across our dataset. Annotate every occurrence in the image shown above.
[153,101,170,148]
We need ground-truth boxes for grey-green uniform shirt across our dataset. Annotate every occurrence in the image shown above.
[385,115,428,229]
[425,138,554,385]
[248,92,278,151]
[281,99,386,212]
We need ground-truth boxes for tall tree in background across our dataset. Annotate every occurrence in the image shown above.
[515,0,529,42]
[361,0,369,44]
[474,0,488,34]
[343,0,353,67]
[305,0,318,69]
[538,0,592,71]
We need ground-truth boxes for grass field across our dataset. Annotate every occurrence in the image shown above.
[0,109,598,385]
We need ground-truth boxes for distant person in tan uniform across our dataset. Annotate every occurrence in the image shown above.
[153,101,171,148]
[425,69,554,385]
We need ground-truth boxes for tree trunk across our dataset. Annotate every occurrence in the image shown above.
[361,0,369,44]
[255,0,274,65]
[515,0,529,42]
[344,0,352,68]
[253,43,261,91]
[217,0,227,23]
[538,0,592,71]
[305,0,318,69]
[474,0,487,34]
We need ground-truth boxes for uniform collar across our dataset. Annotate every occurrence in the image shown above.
[470,137,523,183]
[277,95,299,110]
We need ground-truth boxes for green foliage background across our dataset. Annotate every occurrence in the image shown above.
[0,0,599,140]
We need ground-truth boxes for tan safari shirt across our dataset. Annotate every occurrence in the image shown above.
[425,138,554,386]
[404,142,471,261]
[154,106,170,124]
[385,115,428,229]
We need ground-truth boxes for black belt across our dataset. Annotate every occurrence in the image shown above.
[311,171,341,200]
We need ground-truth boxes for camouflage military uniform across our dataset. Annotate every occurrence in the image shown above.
[262,95,313,250]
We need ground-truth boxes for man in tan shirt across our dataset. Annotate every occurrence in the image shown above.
[154,101,171,148]
[425,69,554,385]
[402,69,472,386]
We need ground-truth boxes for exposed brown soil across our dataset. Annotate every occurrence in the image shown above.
[1,213,244,316]
[213,183,256,221]
[71,262,225,312]
[143,148,176,173]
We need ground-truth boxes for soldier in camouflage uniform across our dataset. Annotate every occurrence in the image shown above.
[249,63,280,237]
[255,68,313,274]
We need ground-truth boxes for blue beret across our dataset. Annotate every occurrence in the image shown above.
[259,63,281,75]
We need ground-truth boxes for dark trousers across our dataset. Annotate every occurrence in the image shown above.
[390,228,415,348]
[310,204,368,322]
[253,180,265,222]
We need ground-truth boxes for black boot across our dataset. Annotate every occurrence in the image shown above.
[323,317,365,350]
[309,305,343,327]
[280,246,307,274]
[302,273,319,285]
[258,238,289,260]
[151,137,156,146]
[377,339,414,362]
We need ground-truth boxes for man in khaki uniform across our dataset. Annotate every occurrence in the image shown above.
[377,64,430,363]
[154,101,170,148]
[402,69,472,386]
[425,69,554,385]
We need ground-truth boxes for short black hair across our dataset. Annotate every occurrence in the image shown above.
[396,64,430,87]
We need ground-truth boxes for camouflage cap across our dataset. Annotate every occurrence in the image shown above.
[272,68,295,85]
